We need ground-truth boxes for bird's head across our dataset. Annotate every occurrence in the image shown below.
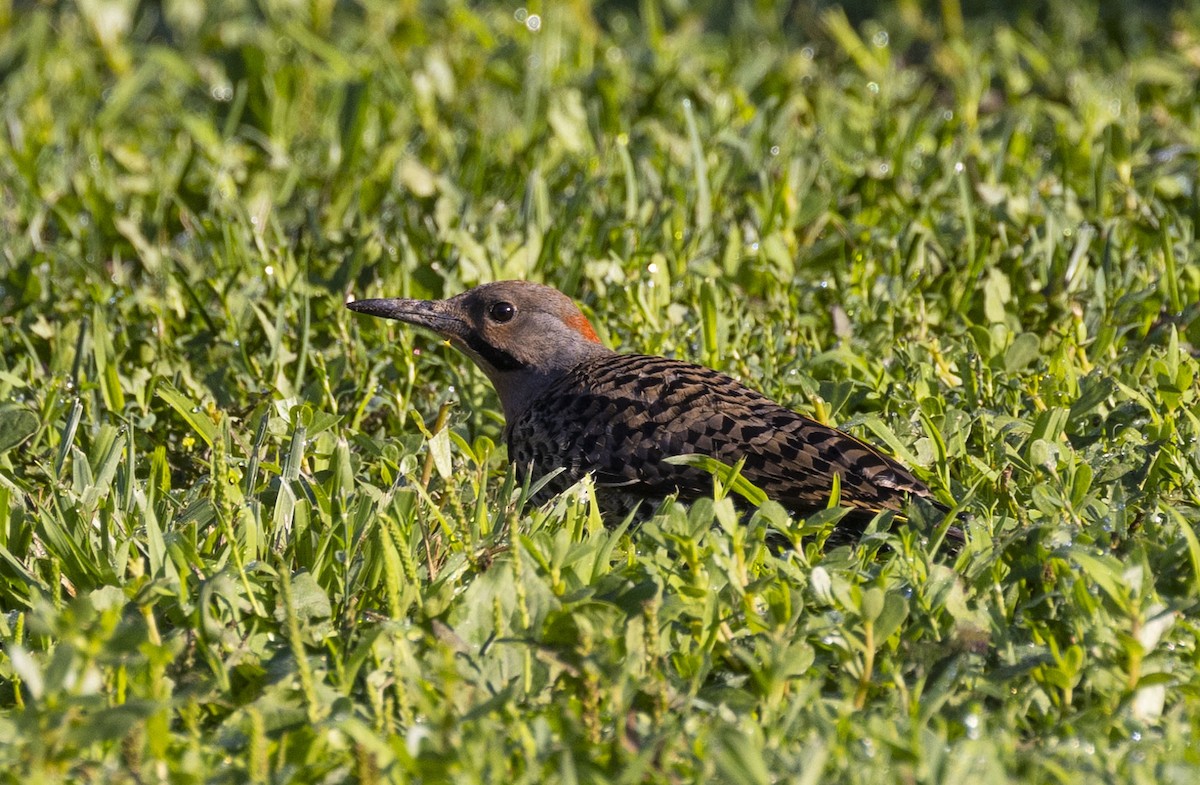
[347,280,612,418]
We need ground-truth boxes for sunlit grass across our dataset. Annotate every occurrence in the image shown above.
[1,1,1198,782]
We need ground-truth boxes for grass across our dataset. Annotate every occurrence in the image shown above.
[0,0,1199,781]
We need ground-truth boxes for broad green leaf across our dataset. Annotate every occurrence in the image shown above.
[156,381,217,447]
[664,453,768,507]
[0,405,37,453]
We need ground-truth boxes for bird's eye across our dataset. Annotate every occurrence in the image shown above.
[488,301,516,323]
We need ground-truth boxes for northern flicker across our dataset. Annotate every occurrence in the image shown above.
[348,281,940,528]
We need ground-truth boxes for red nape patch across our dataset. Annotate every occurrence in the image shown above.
[567,312,602,343]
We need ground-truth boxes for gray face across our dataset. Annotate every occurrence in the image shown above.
[347,281,613,417]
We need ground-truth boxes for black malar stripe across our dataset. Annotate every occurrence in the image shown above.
[464,332,526,372]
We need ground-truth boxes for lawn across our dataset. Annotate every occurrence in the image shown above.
[1,0,1198,781]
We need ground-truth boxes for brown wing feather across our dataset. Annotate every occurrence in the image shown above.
[506,354,931,516]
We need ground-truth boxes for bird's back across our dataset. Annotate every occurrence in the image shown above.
[505,353,932,517]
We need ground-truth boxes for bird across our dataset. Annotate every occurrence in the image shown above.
[347,280,942,532]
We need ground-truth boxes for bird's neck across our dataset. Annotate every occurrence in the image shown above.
[490,343,613,421]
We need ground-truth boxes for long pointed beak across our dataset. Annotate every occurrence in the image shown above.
[346,297,468,341]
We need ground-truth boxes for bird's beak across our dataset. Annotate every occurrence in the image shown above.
[346,297,469,343]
